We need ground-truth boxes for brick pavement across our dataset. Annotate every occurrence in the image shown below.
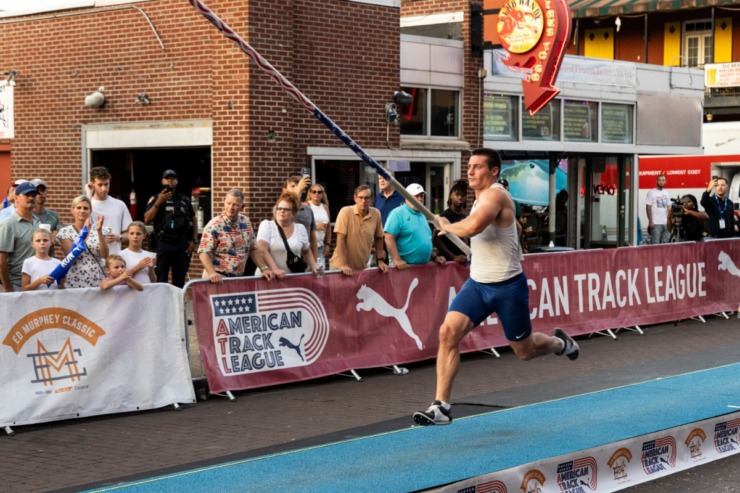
[1,315,738,492]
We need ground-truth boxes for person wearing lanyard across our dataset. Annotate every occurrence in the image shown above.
[701,177,738,238]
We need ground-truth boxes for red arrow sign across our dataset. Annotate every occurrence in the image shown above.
[497,0,572,115]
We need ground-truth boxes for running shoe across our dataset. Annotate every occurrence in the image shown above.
[554,328,579,360]
[413,400,452,426]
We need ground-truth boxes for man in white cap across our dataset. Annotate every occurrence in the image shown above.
[384,183,445,269]
[0,180,30,225]
[0,181,40,291]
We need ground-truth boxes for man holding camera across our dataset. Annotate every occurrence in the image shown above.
[144,169,197,287]
[645,174,671,244]
[701,176,738,239]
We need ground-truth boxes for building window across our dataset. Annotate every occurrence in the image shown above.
[563,100,598,143]
[683,20,713,68]
[483,93,518,141]
[601,104,634,144]
[400,87,460,138]
[522,99,560,141]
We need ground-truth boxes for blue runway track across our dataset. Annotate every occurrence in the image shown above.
[87,363,740,493]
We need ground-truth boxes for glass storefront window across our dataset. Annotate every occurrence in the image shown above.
[522,100,560,141]
[399,87,426,136]
[483,93,518,141]
[430,89,459,137]
[601,103,634,144]
[563,100,598,143]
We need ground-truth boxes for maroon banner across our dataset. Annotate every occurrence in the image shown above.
[191,239,740,393]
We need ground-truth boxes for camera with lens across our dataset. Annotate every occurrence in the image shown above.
[670,196,684,216]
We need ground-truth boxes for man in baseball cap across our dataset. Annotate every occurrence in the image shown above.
[0,181,39,291]
[384,183,445,271]
[0,180,31,225]
[30,178,61,243]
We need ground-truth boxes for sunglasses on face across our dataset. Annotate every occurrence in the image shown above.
[311,190,323,194]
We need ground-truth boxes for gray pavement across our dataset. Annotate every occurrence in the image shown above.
[1,314,739,493]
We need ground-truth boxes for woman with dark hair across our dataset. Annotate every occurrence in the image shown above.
[433,179,469,264]
[668,194,707,242]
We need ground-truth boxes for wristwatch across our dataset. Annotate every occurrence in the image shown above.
[260,265,270,271]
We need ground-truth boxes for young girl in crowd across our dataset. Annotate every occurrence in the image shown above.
[100,254,144,291]
[119,221,156,284]
[21,228,64,290]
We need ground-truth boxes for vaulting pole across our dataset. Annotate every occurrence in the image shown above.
[186,0,470,255]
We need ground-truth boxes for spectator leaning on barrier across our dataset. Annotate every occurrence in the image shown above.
[385,183,445,270]
[144,169,197,288]
[198,188,271,284]
[87,166,132,254]
[701,176,739,238]
[645,174,671,244]
[0,182,40,292]
[330,184,388,276]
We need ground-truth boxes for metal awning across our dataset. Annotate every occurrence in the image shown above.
[568,0,737,18]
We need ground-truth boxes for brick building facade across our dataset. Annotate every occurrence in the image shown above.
[0,0,399,226]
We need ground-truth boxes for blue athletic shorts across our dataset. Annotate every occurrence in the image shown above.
[448,272,532,342]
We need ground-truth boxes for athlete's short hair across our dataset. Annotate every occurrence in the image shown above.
[471,148,502,170]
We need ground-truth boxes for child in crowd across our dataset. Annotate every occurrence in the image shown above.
[100,254,144,291]
[22,228,64,290]
[119,221,156,284]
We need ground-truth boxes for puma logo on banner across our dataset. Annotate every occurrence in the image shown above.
[355,278,423,350]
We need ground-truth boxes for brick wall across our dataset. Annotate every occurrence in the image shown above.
[0,0,399,278]
[0,0,398,221]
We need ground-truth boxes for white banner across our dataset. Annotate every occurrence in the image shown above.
[0,284,195,427]
[434,413,740,493]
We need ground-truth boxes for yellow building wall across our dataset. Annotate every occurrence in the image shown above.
[584,28,615,59]
[715,18,732,63]
[663,22,681,66]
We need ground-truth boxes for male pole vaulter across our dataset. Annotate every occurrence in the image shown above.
[413,148,580,426]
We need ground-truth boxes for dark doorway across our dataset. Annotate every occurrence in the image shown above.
[91,148,212,226]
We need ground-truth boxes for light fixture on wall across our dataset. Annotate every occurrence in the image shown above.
[706,113,714,122]
[135,93,150,105]
[615,16,622,32]
[267,128,276,142]
[85,86,106,109]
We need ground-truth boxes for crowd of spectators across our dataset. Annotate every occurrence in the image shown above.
[2,168,735,293]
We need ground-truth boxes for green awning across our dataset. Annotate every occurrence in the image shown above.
[568,0,737,18]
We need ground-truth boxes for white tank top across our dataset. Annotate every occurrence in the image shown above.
[309,202,329,242]
[469,183,523,283]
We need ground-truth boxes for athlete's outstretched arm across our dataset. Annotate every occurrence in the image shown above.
[438,189,502,238]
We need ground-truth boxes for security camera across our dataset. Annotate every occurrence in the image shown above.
[393,90,413,107]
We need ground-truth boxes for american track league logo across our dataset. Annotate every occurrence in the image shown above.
[714,418,740,454]
[520,469,545,493]
[211,288,329,375]
[2,308,105,394]
[684,428,707,460]
[607,447,632,482]
[641,436,677,474]
[555,456,596,492]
